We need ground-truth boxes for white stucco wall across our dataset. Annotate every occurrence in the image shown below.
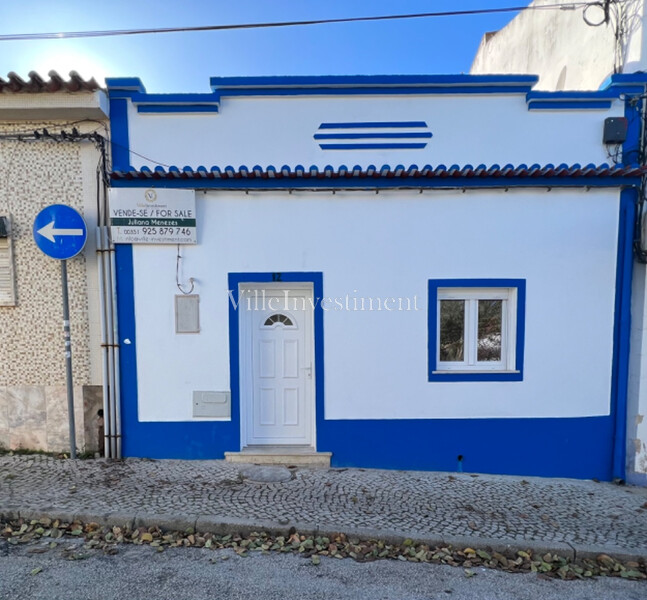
[471,0,646,91]
[125,92,622,171]
[131,187,619,423]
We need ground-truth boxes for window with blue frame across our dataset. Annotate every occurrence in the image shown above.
[428,279,525,382]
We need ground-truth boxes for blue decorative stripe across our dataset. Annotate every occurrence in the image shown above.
[314,132,432,140]
[214,86,537,97]
[319,121,428,129]
[526,90,618,100]
[138,105,220,114]
[132,93,220,104]
[210,74,539,88]
[528,101,612,111]
[319,143,428,150]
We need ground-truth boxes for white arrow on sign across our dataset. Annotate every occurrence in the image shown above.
[36,220,84,243]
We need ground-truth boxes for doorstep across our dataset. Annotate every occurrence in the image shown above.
[225,447,332,468]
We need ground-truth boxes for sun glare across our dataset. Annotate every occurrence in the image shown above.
[32,49,111,85]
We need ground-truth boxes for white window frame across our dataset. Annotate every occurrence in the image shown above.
[435,287,518,373]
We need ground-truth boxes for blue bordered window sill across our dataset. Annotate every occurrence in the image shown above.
[430,370,523,382]
[432,370,520,375]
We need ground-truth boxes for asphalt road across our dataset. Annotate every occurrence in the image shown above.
[0,540,644,600]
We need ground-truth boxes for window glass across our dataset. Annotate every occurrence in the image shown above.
[477,299,502,362]
[439,300,465,361]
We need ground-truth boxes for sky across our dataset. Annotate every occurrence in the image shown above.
[0,1,531,93]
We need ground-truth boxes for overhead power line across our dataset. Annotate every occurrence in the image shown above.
[0,3,595,42]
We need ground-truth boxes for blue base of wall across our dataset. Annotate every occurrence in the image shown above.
[320,416,613,480]
[120,415,613,481]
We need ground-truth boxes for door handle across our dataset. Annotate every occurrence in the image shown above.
[301,362,313,378]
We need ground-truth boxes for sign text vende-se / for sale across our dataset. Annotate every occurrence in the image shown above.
[109,188,197,244]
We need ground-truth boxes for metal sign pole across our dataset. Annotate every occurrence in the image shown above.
[33,204,87,460]
[61,259,77,459]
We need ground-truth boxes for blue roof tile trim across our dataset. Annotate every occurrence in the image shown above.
[110,163,645,189]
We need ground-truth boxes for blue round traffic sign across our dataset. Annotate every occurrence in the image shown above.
[33,204,88,260]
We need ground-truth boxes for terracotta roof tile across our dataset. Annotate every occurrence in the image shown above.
[0,70,101,93]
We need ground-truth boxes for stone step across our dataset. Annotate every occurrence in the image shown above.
[224,450,331,468]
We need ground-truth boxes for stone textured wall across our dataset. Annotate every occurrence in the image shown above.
[0,119,103,452]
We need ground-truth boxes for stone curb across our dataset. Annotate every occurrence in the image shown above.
[2,506,646,563]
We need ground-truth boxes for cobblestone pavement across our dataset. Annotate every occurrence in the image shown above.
[1,456,646,558]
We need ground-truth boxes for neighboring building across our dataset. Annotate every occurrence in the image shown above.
[471,0,647,485]
[471,0,646,91]
[106,72,646,481]
[0,71,108,453]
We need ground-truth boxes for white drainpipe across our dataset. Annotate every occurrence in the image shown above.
[96,227,111,458]
[108,232,122,458]
[96,225,122,458]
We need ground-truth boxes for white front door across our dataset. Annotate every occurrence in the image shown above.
[239,283,315,447]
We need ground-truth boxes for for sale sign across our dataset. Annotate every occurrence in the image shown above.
[109,188,197,244]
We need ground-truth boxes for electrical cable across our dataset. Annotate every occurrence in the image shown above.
[176,245,195,294]
[0,3,596,42]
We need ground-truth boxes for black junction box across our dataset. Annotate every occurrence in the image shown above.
[603,117,628,144]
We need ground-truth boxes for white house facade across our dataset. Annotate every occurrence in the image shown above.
[106,73,647,480]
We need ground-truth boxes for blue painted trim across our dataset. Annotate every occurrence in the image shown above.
[108,98,131,172]
[137,105,220,114]
[524,83,647,110]
[131,93,221,104]
[527,90,618,100]
[610,72,647,85]
[428,279,526,382]
[528,101,612,111]
[227,272,325,452]
[318,417,614,479]
[319,143,428,150]
[314,132,432,140]
[210,74,538,90]
[110,177,642,190]
[107,88,221,112]
[608,85,641,481]
[319,121,428,129]
[610,190,636,481]
[213,86,537,98]
[106,77,146,94]
[622,94,643,167]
